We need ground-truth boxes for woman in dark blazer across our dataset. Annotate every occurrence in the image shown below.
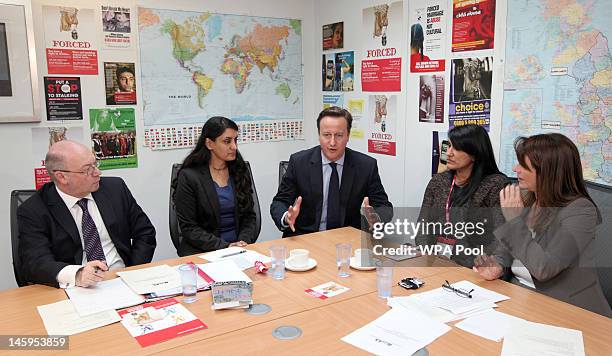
[474,133,612,317]
[173,117,257,255]
[416,124,508,268]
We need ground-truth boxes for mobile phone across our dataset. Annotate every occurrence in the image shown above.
[440,140,450,165]
[398,277,425,290]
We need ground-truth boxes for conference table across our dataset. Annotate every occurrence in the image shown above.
[1,227,611,355]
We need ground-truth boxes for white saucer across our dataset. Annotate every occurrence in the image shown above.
[285,258,317,272]
[350,257,377,271]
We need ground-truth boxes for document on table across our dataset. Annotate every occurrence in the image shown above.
[341,306,451,356]
[502,319,585,356]
[116,264,181,294]
[387,295,496,323]
[197,260,252,284]
[455,310,524,342]
[65,278,145,316]
[411,280,509,315]
[200,247,271,270]
[37,299,120,335]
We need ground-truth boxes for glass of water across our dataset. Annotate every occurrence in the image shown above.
[269,245,286,280]
[179,263,198,303]
[336,243,352,277]
[376,260,393,298]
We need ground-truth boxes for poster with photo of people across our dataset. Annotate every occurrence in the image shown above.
[101,5,131,49]
[322,22,343,50]
[409,0,447,72]
[419,74,444,123]
[449,57,493,130]
[89,108,137,170]
[322,52,355,92]
[104,62,136,105]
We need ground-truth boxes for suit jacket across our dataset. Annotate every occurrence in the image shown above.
[17,177,157,287]
[174,166,257,256]
[493,198,612,317]
[270,146,393,237]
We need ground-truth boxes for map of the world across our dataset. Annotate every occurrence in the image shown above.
[138,8,302,126]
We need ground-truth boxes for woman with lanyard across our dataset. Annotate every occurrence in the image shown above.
[416,124,508,268]
[474,134,611,316]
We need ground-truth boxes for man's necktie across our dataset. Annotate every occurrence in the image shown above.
[327,162,341,230]
[76,198,107,263]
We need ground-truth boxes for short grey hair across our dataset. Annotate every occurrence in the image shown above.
[45,150,65,181]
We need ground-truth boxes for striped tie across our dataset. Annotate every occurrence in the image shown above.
[76,198,107,263]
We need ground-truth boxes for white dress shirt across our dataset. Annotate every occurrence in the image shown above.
[511,229,536,289]
[280,151,345,231]
[55,187,125,288]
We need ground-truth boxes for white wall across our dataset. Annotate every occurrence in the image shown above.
[0,0,317,290]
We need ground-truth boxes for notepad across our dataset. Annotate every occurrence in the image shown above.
[65,278,145,316]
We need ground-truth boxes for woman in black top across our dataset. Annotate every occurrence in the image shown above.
[173,117,257,255]
[416,124,508,267]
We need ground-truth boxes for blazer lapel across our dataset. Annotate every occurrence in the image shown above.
[309,148,324,227]
[46,186,82,262]
[339,149,355,226]
[92,185,123,250]
[201,166,221,224]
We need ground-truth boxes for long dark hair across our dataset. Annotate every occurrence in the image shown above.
[176,116,253,213]
[410,23,425,60]
[514,133,599,232]
[448,124,501,206]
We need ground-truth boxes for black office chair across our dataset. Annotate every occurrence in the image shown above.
[10,190,37,287]
[169,164,182,250]
[169,162,261,253]
[279,160,289,186]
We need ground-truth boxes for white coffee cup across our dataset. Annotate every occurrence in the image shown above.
[354,248,373,266]
[288,249,309,268]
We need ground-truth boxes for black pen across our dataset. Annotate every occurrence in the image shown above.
[221,250,247,258]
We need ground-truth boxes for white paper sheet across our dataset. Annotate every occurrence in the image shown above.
[502,319,585,356]
[455,310,524,342]
[37,299,120,335]
[411,280,509,315]
[116,264,181,294]
[341,306,451,356]
[197,260,252,283]
[200,248,271,270]
[387,295,497,323]
[65,278,144,316]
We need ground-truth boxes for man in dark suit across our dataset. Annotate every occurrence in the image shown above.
[18,140,156,288]
[270,106,393,237]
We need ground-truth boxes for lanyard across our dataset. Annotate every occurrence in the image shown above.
[445,175,457,223]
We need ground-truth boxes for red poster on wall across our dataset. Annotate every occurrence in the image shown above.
[43,6,99,75]
[451,0,496,52]
[361,58,402,92]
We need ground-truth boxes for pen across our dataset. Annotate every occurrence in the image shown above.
[221,250,247,258]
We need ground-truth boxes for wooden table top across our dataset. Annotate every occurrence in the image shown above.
[1,227,610,355]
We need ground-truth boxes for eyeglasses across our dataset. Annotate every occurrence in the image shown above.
[442,280,474,298]
[53,162,101,176]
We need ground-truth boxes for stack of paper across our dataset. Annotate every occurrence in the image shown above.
[387,295,496,324]
[342,306,451,355]
[65,278,145,316]
[200,247,271,270]
[37,299,120,335]
[502,319,585,356]
[116,265,182,295]
[409,280,509,315]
